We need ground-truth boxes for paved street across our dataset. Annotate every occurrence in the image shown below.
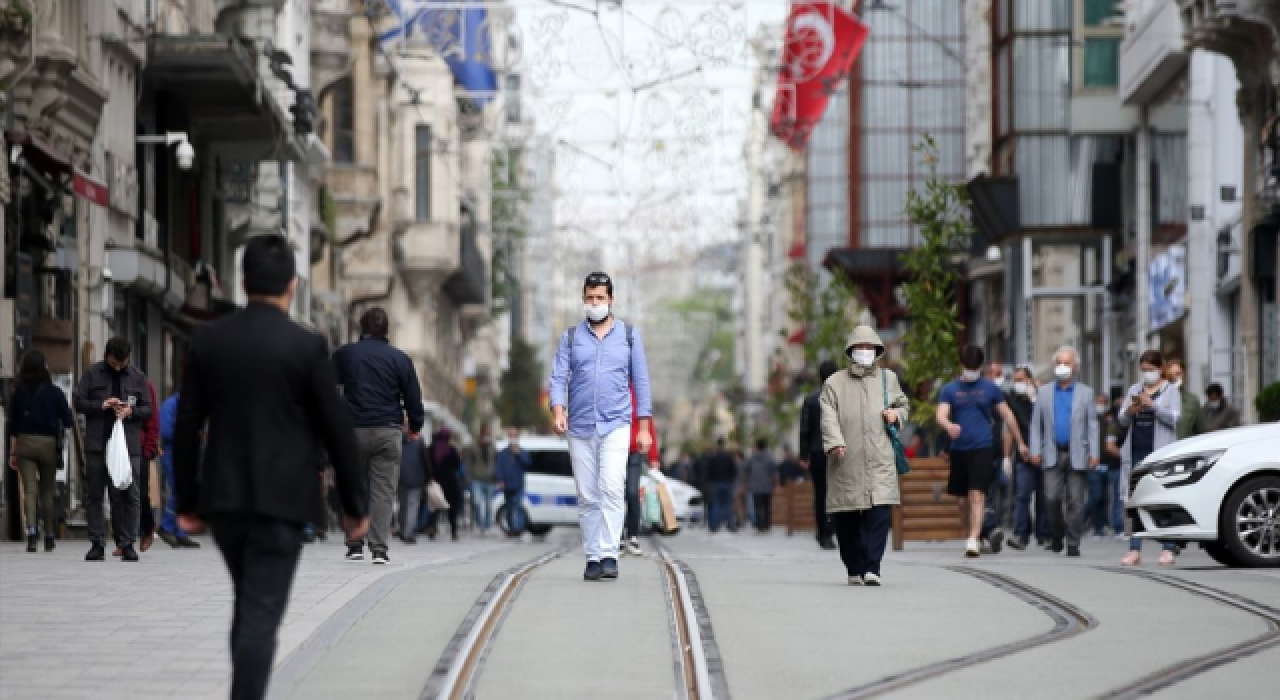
[1,529,1277,700]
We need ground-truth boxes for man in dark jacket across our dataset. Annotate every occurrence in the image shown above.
[706,437,738,533]
[174,234,368,700]
[333,307,425,565]
[397,427,428,544]
[495,427,532,535]
[799,360,838,549]
[74,336,153,562]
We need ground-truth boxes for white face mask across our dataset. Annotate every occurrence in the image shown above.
[1053,364,1073,381]
[1095,404,1108,416]
[1013,381,1030,396]
[1207,400,1221,410]
[961,369,981,382]
[1141,369,1162,386]
[584,302,610,323]
[850,348,877,367]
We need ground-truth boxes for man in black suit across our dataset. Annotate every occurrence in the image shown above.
[799,360,839,550]
[174,234,369,700]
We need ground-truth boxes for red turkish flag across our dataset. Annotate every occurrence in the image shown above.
[770,2,870,151]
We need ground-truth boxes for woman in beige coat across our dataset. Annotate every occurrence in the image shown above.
[820,326,910,586]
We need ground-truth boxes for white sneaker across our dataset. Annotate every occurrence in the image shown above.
[848,575,863,586]
[863,572,881,586]
[624,538,643,557]
[965,538,981,558]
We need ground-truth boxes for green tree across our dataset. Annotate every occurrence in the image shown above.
[491,150,528,314]
[497,336,548,432]
[900,135,973,430]
[783,263,860,369]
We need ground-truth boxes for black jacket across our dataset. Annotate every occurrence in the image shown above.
[174,302,367,523]
[706,449,738,484]
[798,390,823,457]
[332,337,425,432]
[8,383,74,438]
[74,362,153,456]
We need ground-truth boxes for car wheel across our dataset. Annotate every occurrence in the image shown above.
[526,524,552,536]
[1221,476,1280,568]
[1201,541,1242,568]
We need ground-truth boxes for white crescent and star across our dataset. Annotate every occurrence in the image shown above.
[788,7,836,79]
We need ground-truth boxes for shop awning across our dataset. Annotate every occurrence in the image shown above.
[5,131,71,178]
[144,35,304,161]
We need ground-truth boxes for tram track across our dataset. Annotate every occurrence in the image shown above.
[422,538,716,700]
[1092,567,1280,700]
[824,566,1098,699]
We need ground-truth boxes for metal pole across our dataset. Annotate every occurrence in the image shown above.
[1135,108,1151,356]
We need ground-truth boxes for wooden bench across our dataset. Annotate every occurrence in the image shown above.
[891,456,968,550]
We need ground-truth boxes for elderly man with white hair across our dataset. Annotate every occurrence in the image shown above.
[1028,346,1100,557]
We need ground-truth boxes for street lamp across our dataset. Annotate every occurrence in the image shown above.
[136,132,195,171]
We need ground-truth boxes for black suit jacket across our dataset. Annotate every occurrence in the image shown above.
[173,302,367,524]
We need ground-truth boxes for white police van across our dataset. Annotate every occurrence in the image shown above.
[492,435,703,536]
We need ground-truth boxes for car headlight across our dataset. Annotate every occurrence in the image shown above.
[1149,450,1225,487]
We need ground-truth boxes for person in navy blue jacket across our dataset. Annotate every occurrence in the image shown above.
[496,426,532,536]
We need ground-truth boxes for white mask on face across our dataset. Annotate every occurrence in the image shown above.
[1207,400,1222,410]
[961,369,981,382]
[1013,381,1030,396]
[1053,364,1073,381]
[1095,403,1108,416]
[850,348,877,366]
[584,302,610,323]
[1142,369,1162,386]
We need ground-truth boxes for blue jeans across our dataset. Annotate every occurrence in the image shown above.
[504,490,526,533]
[1106,469,1124,532]
[1085,469,1111,535]
[709,482,736,532]
[1012,461,1051,542]
[159,453,185,537]
[471,481,497,532]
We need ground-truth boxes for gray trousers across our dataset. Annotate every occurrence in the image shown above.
[354,427,402,552]
[85,452,142,547]
[1043,452,1088,548]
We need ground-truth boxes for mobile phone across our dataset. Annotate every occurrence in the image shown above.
[127,395,137,407]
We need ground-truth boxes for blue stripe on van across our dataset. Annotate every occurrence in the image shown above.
[526,494,578,507]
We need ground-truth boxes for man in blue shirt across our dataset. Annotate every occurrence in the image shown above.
[550,272,653,582]
[936,346,1028,558]
[157,390,199,548]
[1028,346,1100,557]
[495,427,532,536]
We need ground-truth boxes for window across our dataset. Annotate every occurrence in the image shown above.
[332,78,354,163]
[1082,38,1120,87]
[505,74,521,123]
[415,125,431,221]
[1082,0,1118,27]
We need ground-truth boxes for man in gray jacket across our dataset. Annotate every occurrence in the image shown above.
[74,337,153,562]
[744,438,779,532]
[1028,346,1100,557]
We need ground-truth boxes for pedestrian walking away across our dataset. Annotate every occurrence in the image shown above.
[465,422,498,536]
[550,271,653,582]
[7,350,74,553]
[73,336,153,563]
[156,389,200,548]
[744,438,779,533]
[398,424,428,544]
[333,306,425,565]
[704,438,739,534]
[623,384,661,554]
[1200,383,1242,433]
[800,359,840,549]
[936,345,1030,558]
[425,427,465,541]
[1028,347,1101,558]
[1117,350,1182,567]
[820,326,910,586]
[173,234,369,700]
[496,427,532,536]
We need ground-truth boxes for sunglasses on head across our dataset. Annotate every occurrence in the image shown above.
[584,272,611,286]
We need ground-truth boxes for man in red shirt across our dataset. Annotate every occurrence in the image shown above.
[623,386,660,555]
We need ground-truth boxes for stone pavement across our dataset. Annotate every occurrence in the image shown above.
[2,527,1277,700]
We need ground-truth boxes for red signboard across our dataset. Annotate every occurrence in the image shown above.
[770,2,870,151]
[72,170,109,208]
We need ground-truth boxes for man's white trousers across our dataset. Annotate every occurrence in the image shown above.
[567,426,631,561]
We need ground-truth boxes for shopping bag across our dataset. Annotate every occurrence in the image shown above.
[655,482,680,534]
[642,478,663,527]
[106,419,133,490]
[426,480,450,512]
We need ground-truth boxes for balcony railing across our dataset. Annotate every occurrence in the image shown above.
[444,220,486,306]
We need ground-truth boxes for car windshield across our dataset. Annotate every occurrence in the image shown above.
[528,450,573,478]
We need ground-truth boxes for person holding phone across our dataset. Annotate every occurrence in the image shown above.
[1117,350,1182,567]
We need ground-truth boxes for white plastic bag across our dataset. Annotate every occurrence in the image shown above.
[426,481,449,512]
[106,418,133,490]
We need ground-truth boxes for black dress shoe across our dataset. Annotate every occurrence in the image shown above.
[819,538,837,550]
[601,557,619,580]
[584,561,603,581]
[26,534,37,553]
[121,546,139,562]
[44,536,55,552]
[1067,545,1081,557]
[1049,540,1065,553]
[85,544,105,561]
[1007,537,1027,551]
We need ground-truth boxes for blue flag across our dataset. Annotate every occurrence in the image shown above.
[378,0,498,106]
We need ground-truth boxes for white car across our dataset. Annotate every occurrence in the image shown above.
[490,435,704,536]
[1128,423,1280,568]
